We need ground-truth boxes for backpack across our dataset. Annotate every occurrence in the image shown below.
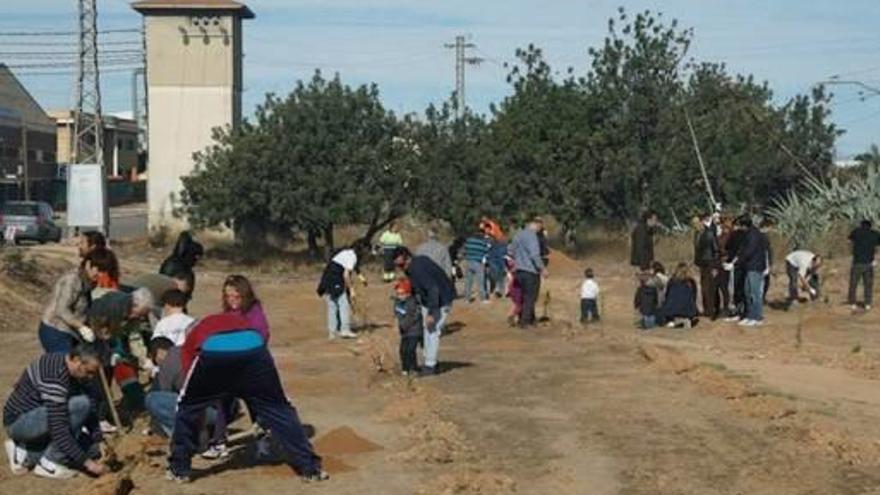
[317,261,346,299]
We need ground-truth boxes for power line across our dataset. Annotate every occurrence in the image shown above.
[0,28,140,36]
[12,67,141,76]
[0,49,142,57]
[0,40,141,46]
[444,35,483,118]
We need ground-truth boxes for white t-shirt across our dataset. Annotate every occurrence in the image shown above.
[152,312,195,346]
[332,249,358,272]
[785,250,815,278]
[581,279,600,300]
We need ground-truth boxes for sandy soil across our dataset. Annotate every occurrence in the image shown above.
[2,242,880,494]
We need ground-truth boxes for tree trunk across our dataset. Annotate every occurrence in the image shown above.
[323,224,335,259]
[306,229,320,260]
[234,217,268,259]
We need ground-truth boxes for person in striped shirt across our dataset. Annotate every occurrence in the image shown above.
[3,344,107,479]
[462,229,492,303]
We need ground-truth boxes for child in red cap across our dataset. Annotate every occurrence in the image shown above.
[393,278,423,376]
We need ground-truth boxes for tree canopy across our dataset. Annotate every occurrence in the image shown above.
[179,8,844,254]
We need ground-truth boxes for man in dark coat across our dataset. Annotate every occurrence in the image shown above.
[630,211,658,269]
[694,213,721,319]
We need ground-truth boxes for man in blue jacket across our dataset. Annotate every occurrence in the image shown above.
[393,247,456,377]
[732,216,769,327]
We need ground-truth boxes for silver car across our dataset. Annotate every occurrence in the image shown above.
[1,201,63,245]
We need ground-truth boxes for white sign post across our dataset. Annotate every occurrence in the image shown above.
[67,164,108,235]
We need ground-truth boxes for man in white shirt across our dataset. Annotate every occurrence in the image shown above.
[785,250,822,305]
[580,268,600,323]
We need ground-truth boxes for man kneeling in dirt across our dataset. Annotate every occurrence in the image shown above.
[4,344,108,479]
[167,314,327,483]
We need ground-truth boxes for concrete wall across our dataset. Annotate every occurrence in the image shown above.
[143,13,242,231]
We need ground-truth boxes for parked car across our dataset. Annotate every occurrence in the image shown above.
[0,201,63,245]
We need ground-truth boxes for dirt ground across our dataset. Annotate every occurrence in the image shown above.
[2,240,880,494]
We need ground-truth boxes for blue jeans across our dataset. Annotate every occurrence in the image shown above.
[640,315,656,330]
[324,294,351,335]
[5,395,91,466]
[38,322,79,353]
[145,390,219,437]
[420,305,451,368]
[464,260,487,301]
[580,298,600,322]
[745,271,765,321]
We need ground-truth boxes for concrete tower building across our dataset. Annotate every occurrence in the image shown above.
[132,0,253,232]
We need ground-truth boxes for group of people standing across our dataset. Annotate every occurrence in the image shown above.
[318,217,551,377]
[630,209,880,330]
[4,231,330,484]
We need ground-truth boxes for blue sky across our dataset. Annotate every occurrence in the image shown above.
[4,0,879,156]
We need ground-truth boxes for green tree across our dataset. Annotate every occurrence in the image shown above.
[180,71,416,255]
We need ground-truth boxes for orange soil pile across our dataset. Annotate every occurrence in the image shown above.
[313,426,383,456]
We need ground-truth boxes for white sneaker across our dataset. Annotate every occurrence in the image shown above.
[751,320,764,327]
[666,322,676,328]
[851,305,859,311]
[327,332,338,341]
[4,439,27,475]
[724,316,741,322]
[866,305,872,311]
[738,319,754,327]
[201,443,229,460]
[33,457,77,479]
[100,420,118,434]
[338,330,357,339]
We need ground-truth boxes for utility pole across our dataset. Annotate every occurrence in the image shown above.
[20,118,28,200]
[444,35,483,118]
[73,0,108,234]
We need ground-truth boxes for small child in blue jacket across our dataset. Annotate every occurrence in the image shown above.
[393,278,423,375]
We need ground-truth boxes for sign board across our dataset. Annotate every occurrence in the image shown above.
[67,164,107,229]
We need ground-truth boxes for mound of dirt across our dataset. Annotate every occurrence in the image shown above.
[313,426,383,456]
[70,472,134,495]
[418,470,517,495]
[639,344,694,374]
[397,418,474,464]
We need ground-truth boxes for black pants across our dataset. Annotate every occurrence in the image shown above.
[580,298,599,322]
[399,335,420,372]
[169,346,321,477]
[848,263,874,306]
[699,266,718,318]
[516,270,541,326]
[733,267,747,315]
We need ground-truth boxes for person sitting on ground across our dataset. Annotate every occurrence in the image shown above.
[379,222,405,283]
[159,231,204,295]
[415,226,454,280]
[657,263,699,328]
[785,249,822,307]
[3,344,107,479]
[393,278,423,376]
[222,275,269,341]
[462,229,492,303]
[651,261,669,305]
[166,314,328,483]
[143,337,222,440]
[847,219,880,311]
[580,268,600,324]
[39,249,114,352]
[634,270,660,330]
[152,289,195,347]
[317,248,358,340]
